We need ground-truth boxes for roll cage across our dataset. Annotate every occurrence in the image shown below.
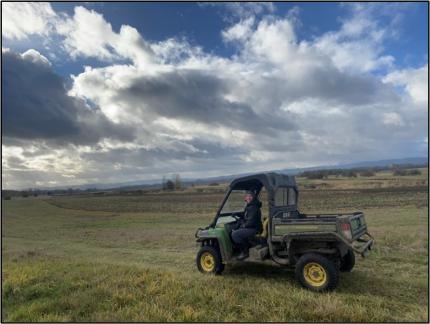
[209,172,298,227]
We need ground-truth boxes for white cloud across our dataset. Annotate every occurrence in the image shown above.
[218,2,275,20]
[21,49,51,66]
[313,4,396,73]
[56,6,154,68]
[151,38,204,64]
[2,2,57,39]
[222,17,255,42]
[245,17,298,65]
[56,6,117,60]
[383,65,428,106]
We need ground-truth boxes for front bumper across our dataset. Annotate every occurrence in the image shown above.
[195,228,202,238]
[195,227,208,239]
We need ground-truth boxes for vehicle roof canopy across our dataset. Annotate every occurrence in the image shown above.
[229,172,296,193]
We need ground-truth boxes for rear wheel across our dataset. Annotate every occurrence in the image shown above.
[295,253,339,292]
[340,249,355,272]
[196,246,224,274]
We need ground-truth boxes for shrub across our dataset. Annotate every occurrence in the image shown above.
[393,168,407,176]
[302,171,326,179]
[359,170,375,177]
[342,170,357,177]
[407,169,421,176]
[174,174,182,190]
[165,180,175,190]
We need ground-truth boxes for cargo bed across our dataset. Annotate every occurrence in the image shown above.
[271,211,373,256]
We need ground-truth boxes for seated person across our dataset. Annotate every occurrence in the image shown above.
[231,190,263,260]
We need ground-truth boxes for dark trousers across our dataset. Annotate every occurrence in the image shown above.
[231,228,258,251]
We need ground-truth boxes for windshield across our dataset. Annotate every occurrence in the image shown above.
[220,190,247,214]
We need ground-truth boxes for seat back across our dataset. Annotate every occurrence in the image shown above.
[257,218,269,238]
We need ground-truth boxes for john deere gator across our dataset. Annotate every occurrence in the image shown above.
[195,172,374,292]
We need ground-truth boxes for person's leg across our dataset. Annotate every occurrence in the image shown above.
[231,228,258,259]
[231,228,246,249]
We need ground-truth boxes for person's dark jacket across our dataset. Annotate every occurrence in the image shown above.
[241,198,263,232]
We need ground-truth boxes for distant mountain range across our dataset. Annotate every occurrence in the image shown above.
[28,156,428,191]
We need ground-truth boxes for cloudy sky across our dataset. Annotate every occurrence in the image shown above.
[2,2,428,189]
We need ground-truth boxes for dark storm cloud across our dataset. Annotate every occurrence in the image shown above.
[2,50,135,144]
[118,69,297,136]
[81,140,247,166]
[75,142,251,184]
[247,65,399,112]
[293,72,396,106]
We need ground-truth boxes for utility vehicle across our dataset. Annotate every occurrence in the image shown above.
[195,173,374,291]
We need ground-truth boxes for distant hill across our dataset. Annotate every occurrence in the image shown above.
[322,157,428,170]
[277,157,429,175]
[187,157,429,185]
[8,156,428,191]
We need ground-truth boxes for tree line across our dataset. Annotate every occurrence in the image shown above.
[161,174,182,191]
[299,163,425,180]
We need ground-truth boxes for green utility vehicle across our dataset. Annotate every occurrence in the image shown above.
[195,173,374,291]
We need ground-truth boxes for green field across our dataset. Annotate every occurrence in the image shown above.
[2,171,429,322]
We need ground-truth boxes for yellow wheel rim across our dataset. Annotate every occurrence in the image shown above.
[303,262,327,287]
[200,252,215,272]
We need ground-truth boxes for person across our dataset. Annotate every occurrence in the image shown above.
[231,190,263,260]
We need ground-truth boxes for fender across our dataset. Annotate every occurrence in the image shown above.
[196,227,233,263]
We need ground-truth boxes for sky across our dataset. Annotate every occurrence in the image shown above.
[2,2,429,190]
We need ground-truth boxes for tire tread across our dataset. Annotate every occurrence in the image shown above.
[196,245,224,274]
[295,253,339,292]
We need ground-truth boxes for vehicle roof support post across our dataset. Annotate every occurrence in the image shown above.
[209,187,232,228]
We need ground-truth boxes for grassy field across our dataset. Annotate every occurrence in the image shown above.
[2,170,429,322]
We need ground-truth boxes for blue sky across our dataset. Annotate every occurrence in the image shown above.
[4,2,428,77]
[2,2,428,189]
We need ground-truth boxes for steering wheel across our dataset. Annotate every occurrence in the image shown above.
[231,213,241,221]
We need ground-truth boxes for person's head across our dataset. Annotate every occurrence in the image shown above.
[244,190,256,203]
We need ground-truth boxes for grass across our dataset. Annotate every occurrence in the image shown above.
[2,170,429,322]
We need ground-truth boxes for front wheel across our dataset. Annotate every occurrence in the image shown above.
[295,253,339,292]
[196,246,224,274]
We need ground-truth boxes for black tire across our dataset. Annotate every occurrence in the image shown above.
[295,253,339,292]
[196,245,224,275]
[340,249,355,272]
